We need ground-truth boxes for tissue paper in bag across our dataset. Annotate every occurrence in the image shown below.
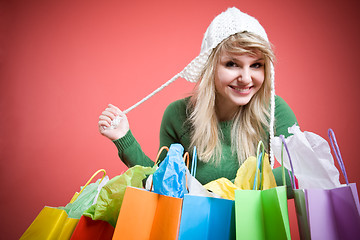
[271,125,340,189]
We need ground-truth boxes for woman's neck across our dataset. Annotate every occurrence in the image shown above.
[215,104,238,122]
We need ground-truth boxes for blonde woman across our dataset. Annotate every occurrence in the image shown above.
[98,7,297,189]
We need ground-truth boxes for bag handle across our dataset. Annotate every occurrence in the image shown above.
[150,146,169,191]
[253,141,265,190]
[191,146,197,177]
[70,169,107,203]
[279,135,296,189]
[154,145,192,172]
[154,146,170,165]
[183,152,190,168]
[183,152,190,192]
[328,128,349,185]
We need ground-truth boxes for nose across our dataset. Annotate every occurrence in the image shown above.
[237,68,252,84]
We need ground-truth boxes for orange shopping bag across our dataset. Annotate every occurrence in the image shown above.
[112,144,188,240]
[112,186,183,240]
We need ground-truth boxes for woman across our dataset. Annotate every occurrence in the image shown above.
[98,7,297,186]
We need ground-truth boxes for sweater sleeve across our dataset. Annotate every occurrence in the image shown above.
[112,98,189,168]
[112,130,155,168]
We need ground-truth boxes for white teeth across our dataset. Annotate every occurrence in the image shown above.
[232,86,250,92]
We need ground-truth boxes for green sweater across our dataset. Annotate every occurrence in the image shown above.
[113,96,297,188]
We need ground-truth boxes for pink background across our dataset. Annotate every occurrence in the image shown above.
[1,0,360,239]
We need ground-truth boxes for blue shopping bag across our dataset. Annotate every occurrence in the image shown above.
[178,194,235,240]
[178,146,235,240]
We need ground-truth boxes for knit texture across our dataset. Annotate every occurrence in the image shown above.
[180,7,268,83]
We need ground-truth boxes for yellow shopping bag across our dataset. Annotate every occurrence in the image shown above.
[20,169,107,240]
[20,207,79,240]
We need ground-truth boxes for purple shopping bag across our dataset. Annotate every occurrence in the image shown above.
[304,129,360,240]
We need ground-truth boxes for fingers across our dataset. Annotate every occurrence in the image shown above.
[98,104,129,140]
[109,104,128,117]
[98,104,126,130]
[108,104,121,113]
[98,119,110,133]
[100,104,121,120]
[103,106,118,118]
[98,115,112,127]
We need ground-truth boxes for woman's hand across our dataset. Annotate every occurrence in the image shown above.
[98,104,129,141]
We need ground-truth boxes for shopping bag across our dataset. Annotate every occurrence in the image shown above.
[112,145,187,240]
[112,186,183,240]
[59,171,109,219]
[20,207,79,240]
[185,146,220,198]
[178,195,235,240]
[179,148,235,240]
[69,216,114,240]
[83,165,156,227]
[303,129,360,240]
[271,124,341,189]
[20,169,107,240]
[204,153,277,200]
[234,141,291,240]
[279,135,311,240]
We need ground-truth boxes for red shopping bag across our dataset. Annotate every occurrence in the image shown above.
[70,216,114,240]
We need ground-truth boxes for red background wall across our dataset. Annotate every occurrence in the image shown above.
[1,0,360,239]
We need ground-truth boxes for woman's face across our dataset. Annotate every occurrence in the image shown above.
[214,50,265,119]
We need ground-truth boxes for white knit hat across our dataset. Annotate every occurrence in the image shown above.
[179,7,269,83]
[113,7,276,166]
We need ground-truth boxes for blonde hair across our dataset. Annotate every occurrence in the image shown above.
[188,31,275,164]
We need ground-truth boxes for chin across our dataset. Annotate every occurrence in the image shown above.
[233,97,253,106]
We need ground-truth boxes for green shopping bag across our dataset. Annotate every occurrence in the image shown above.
[234,141,291,240]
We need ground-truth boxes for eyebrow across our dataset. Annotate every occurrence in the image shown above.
[222,56,265,62]
[250,57,264,62]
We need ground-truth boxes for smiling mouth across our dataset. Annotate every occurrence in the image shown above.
[230,86,252,93]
